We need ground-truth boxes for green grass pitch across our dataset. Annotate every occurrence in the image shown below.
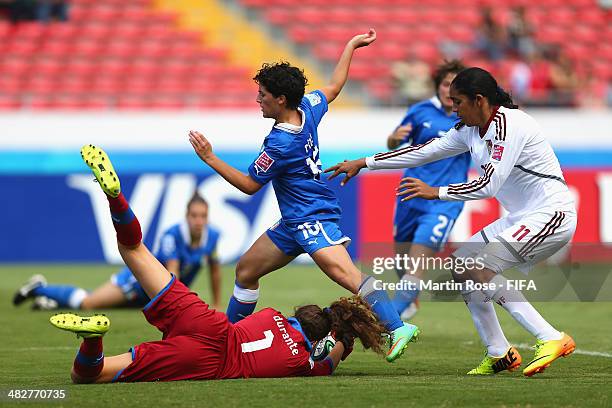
[0,264,610,407]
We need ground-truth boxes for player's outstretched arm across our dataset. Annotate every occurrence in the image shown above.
[324,158,367,186]
[320,29,376,104]
[325,129,469,185]
[309,342,346,376]
[189,130,263,195]
[396,177,440,201]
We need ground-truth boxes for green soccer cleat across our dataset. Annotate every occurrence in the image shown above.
[50,313,110,338]
[386,323,420,362]
[80,144,120,198]
[467,346,522,375]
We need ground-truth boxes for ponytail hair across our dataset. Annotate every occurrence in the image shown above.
[294,296,386,355]
[451,67,518,109]
[186,191,208,212]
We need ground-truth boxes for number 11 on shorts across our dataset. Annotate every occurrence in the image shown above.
[512,225,530,241]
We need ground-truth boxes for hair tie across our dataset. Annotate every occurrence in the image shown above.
[323,307,331,314]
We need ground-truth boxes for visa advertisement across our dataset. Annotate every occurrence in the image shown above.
[1,110,611,263]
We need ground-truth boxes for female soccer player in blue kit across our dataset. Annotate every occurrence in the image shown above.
[188,29,419,363]
[386,60,470,320]
[14,193,222,310]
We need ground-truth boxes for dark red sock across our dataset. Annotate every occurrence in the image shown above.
[106,193,142,246]
[73,337,104,379]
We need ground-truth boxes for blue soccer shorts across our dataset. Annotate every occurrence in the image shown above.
[266,219,351,256]
[393,207,456,251]
[111,267,149,305]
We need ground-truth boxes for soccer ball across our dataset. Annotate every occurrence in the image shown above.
[311,332,336,361]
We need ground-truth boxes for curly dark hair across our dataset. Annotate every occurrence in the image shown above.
[432,59,466,89]
[294,296,386,355]
[253,62,308,110]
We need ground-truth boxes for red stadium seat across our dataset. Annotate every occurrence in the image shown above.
[14,22,47,39]
[266,8,293,25]
[0,95,21,110]
[287,25,315,44]
[90,77,123,95]
[0,76,23,94]
[116,96,150,110]
[0,57,30,77]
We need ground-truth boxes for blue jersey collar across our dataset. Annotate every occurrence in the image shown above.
[287,317,312,351]
[429,95,443,111]
[430,95,456,118]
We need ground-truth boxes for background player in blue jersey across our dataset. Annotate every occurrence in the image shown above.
[386,60,470,320]
[13,193,222,310]
[189,29,420,363]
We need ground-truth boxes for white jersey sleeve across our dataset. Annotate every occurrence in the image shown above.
[439,117,528,201]
[365,127,468,170]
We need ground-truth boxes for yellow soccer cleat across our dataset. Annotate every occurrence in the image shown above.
[467,346,522,375]
[50,313,110,339]
[523,332,575,377]
[80,144,120,198]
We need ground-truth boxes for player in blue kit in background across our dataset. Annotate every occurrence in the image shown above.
[386,60,470,320]
[189,29,419,363]
[13,193,222,311]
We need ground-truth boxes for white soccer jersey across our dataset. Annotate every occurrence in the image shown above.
[366,106,575,217]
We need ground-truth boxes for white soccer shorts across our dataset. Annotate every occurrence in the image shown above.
[454,208,577,274]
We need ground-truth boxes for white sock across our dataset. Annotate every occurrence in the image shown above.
[69,288,88,309]
[484,275,562,341]
[399,273,422,287]
[233,284,259,303]
[462,289,510,356]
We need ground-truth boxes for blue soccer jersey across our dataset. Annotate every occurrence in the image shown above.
[155,222,221,288]
[111,222,220,305]
[248,90,341,224]
[395,96,470,218]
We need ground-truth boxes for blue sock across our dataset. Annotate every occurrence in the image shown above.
[226,283,259,323]
[359,276,403,331]
[32,285,87,309]
[392,289,420,314]
[392,273,421,313]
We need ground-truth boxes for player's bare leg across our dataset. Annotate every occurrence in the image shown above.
[81,145,172,299]
[71,353,133,384]
[226,232,295,322]
[80,282,127,310]
[311,245,420,362]
[235,233,296,289]
[310,244,362,292]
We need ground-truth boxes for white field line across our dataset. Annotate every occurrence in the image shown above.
[462,341,612,358]
[3,346,74,351]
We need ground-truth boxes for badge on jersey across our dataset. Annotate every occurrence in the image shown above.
[254,151,274,173]
[492,144,505,161]
[305,92,322,106]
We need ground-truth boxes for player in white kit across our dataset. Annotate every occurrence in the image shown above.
[325,67,577,377]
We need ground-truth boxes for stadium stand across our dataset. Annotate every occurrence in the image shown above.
[0,0,609,109]
[0,0,257,109]
[239,0,612,106]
